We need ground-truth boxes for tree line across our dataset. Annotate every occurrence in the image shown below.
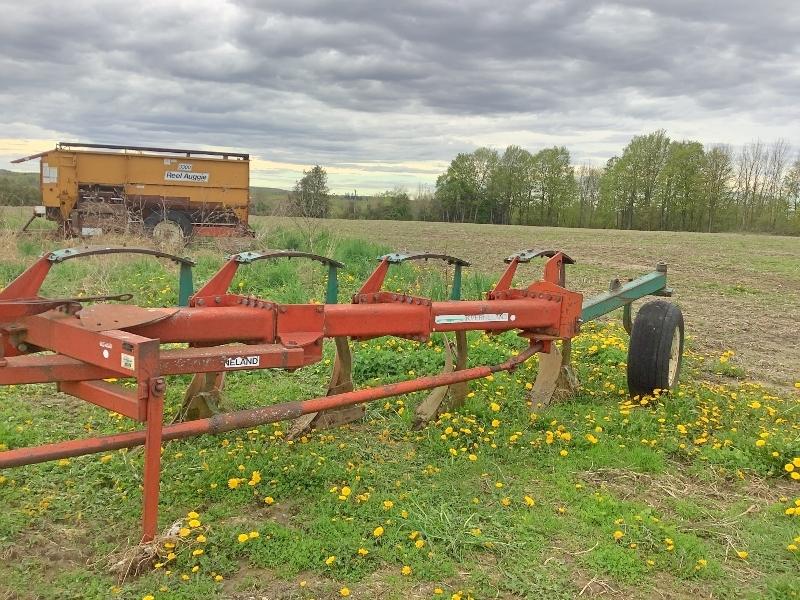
[291,131,799,235]
[425,131,799,234]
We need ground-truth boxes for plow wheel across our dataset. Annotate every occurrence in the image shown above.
[175,371,226,422]
[627,300,684,397]
[413,330,469,428]
[528,339,579,408]
[287,337,361,438]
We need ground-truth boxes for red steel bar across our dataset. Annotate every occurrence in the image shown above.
[0,343,540,469]
[0,344,307,386]
[58,379,145,421]
[141,391,164,542]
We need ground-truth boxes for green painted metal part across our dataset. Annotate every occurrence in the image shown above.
[326,264,339,304]
[581,268,669,322]
[450,264,462,301]
[622,302,633,333]
[178,263,194,307]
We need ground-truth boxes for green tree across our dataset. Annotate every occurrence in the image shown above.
[492,145,532,224]
[657,141,704,230]
[600,131,670,229]
[291,165,330,218]
[532,146,576,226]
[699,145,734,232]
[369,189,413,220]
[435,148,499,223]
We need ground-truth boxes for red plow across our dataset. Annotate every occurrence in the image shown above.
[0,246,683,543]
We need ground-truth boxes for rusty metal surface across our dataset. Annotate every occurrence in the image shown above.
[58,379,145,421]
[0,298,81,320]
[0,343,306,385]
[78,305,179,332]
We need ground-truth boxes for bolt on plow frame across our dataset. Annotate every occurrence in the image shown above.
[0,246,683,543]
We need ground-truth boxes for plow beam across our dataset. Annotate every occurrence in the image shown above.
[581,263,671,324]
[0,342,541,469]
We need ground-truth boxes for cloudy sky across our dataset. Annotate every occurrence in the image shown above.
[2,1,798,192]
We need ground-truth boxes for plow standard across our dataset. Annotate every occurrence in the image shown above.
[0,247,683,543]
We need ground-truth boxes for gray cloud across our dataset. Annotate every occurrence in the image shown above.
[1,0,798,190]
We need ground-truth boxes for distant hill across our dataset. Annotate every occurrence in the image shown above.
[0,169,40,205]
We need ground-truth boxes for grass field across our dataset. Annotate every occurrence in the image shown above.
[0,211,798,600]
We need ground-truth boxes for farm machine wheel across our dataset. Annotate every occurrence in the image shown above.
[626,300,684,397]
[145,210,192,247]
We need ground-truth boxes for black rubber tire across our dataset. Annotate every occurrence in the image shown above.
[626,300,684,397]
[143,210,193,238]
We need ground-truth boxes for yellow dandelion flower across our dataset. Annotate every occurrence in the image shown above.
[613,530,624,540]
[357,547,369,556]
[373,526,384,537]
[401,565,412,576]
[237,533,249,543]
[339,587,351,597]
[325,555,336,566]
